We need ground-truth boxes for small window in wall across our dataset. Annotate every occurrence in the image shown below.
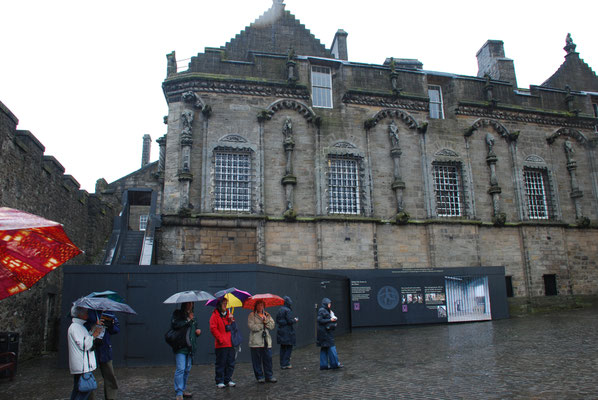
[311,66,333,108]
[327,155,360,214]
[543,274,557,296]
[428,85,444,119]
[214,151,251,212]
[523,168,551,220]
[433,163,462,217]
[139,215,148,231]
[593,103,598,132]
[505,276,514,298]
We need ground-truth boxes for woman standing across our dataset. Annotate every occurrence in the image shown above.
[317,297,342,370]
[276,296,298,369]
[171,302,201,400]
[209,298,236,388]
[248,300,277,383]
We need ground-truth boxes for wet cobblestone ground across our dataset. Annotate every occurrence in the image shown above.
[2,307,598,399]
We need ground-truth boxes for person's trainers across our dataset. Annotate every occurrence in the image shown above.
[216,383,226,388]
[228,381,236,387]
[281,365,292,369]
[183,391,193,397]
[266,377,278,383]
[257,378,266,383]
[176,396,183,400]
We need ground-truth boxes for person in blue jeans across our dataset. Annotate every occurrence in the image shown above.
[171,302,201,400]
[316,298,343,370]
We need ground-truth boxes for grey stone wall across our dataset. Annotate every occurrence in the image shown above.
[0,100,114,360]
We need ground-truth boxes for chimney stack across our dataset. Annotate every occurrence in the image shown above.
[142,134,151,167]
[476,40,518,87]
[331,29,348,61]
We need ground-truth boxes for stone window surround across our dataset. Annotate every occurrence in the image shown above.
[430,149,473,219]
[428,85,445,119]
[311,65,333,109]
[521,162,558,221]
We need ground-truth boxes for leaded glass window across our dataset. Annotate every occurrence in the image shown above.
[312,66,333,108]
[328,156,360,214]
[433,163,462,217]
[213,151,251,212]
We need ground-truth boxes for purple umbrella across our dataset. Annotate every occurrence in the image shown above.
[205,287,252,308]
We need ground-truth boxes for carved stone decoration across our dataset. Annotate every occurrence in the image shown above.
[483,74,494,102]
[265,99,317,123]
[281,117,297,213]
[181,110,194,138]
[388,57,401,95]
[166,51,176,77]
[466,118,511,140]
[564,33,576,54]
[484,132,503,222]
[182,91,204,110]
[547,128,588,146]
[286,48,298,85]
[369,108,418,130]
[563,140,584,219]
[434,149,460,158]
[221,134,248,143]
[156,134,167,179]
[388,120,405,213]
[525,155,545,163]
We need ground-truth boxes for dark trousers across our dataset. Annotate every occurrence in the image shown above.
[214,347,236,384]
[70,374,92,400]
[250,347,273,380]
[89,361,118,400]
[279,344,293,367]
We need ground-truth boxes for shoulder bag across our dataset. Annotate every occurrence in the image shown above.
[78,350,97,392]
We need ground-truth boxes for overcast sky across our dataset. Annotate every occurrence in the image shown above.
[2,0,596,192]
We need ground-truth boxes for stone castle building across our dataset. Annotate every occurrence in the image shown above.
[99,1,598,306]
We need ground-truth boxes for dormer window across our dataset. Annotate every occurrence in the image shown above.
[311,66,333,108]
[428,85,444,119]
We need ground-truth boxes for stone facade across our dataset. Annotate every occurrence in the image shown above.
[0,100,115,359]
[113,3,598,305]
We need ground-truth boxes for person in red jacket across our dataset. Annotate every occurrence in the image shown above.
[209,297,236,388]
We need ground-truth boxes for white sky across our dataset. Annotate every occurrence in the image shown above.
[2,0,596,192]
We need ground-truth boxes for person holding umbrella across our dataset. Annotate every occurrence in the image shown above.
[68,305,101,400]
[85,310,119,400]
[248,300,277,383]
[276,296,298,369]
[209,297,237,389]
[171,302,201,400]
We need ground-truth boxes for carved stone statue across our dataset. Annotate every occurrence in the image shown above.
[485,132,495,154]
[564,140,575,162]
[388,121,400,148]
[283,117,293,139]
[564,33,576,54]
[181,110,194,136]
[166,51,177,77]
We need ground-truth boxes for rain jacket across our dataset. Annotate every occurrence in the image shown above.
[276,296,297,346]
[248,310,275,348]
[209,308,233,348]
[316,298,336,348]
[171,308,199,355]
[68,318,97,374]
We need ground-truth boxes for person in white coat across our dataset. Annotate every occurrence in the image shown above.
[68,306,101,400]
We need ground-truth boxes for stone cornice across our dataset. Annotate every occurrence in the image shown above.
[163,75,310,102]
[342,90,429,111]
[456,101,597,130]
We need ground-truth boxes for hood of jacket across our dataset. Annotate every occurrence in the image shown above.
[321,297,331,308]
[283,296,293,308]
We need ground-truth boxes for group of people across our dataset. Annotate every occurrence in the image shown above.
[67,296,341,400]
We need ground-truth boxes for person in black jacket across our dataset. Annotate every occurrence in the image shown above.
[276,296,298,369]
[316,297,342,370]
[171,302,201,400]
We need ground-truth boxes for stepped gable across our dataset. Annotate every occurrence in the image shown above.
[542,34,598,92]
[221,1,332,61]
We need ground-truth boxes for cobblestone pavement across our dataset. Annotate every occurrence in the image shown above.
[2,307,598,400]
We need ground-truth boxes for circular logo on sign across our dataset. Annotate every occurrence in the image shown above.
[377,286,399,310]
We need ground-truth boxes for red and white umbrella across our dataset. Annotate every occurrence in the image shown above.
[0,207,82,300]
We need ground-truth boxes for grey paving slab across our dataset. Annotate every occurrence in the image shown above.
[1,307,598,399]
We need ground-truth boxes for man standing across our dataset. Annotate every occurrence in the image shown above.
[68,306,100,400]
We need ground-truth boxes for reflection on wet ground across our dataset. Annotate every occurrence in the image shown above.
[2,307,597,399]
